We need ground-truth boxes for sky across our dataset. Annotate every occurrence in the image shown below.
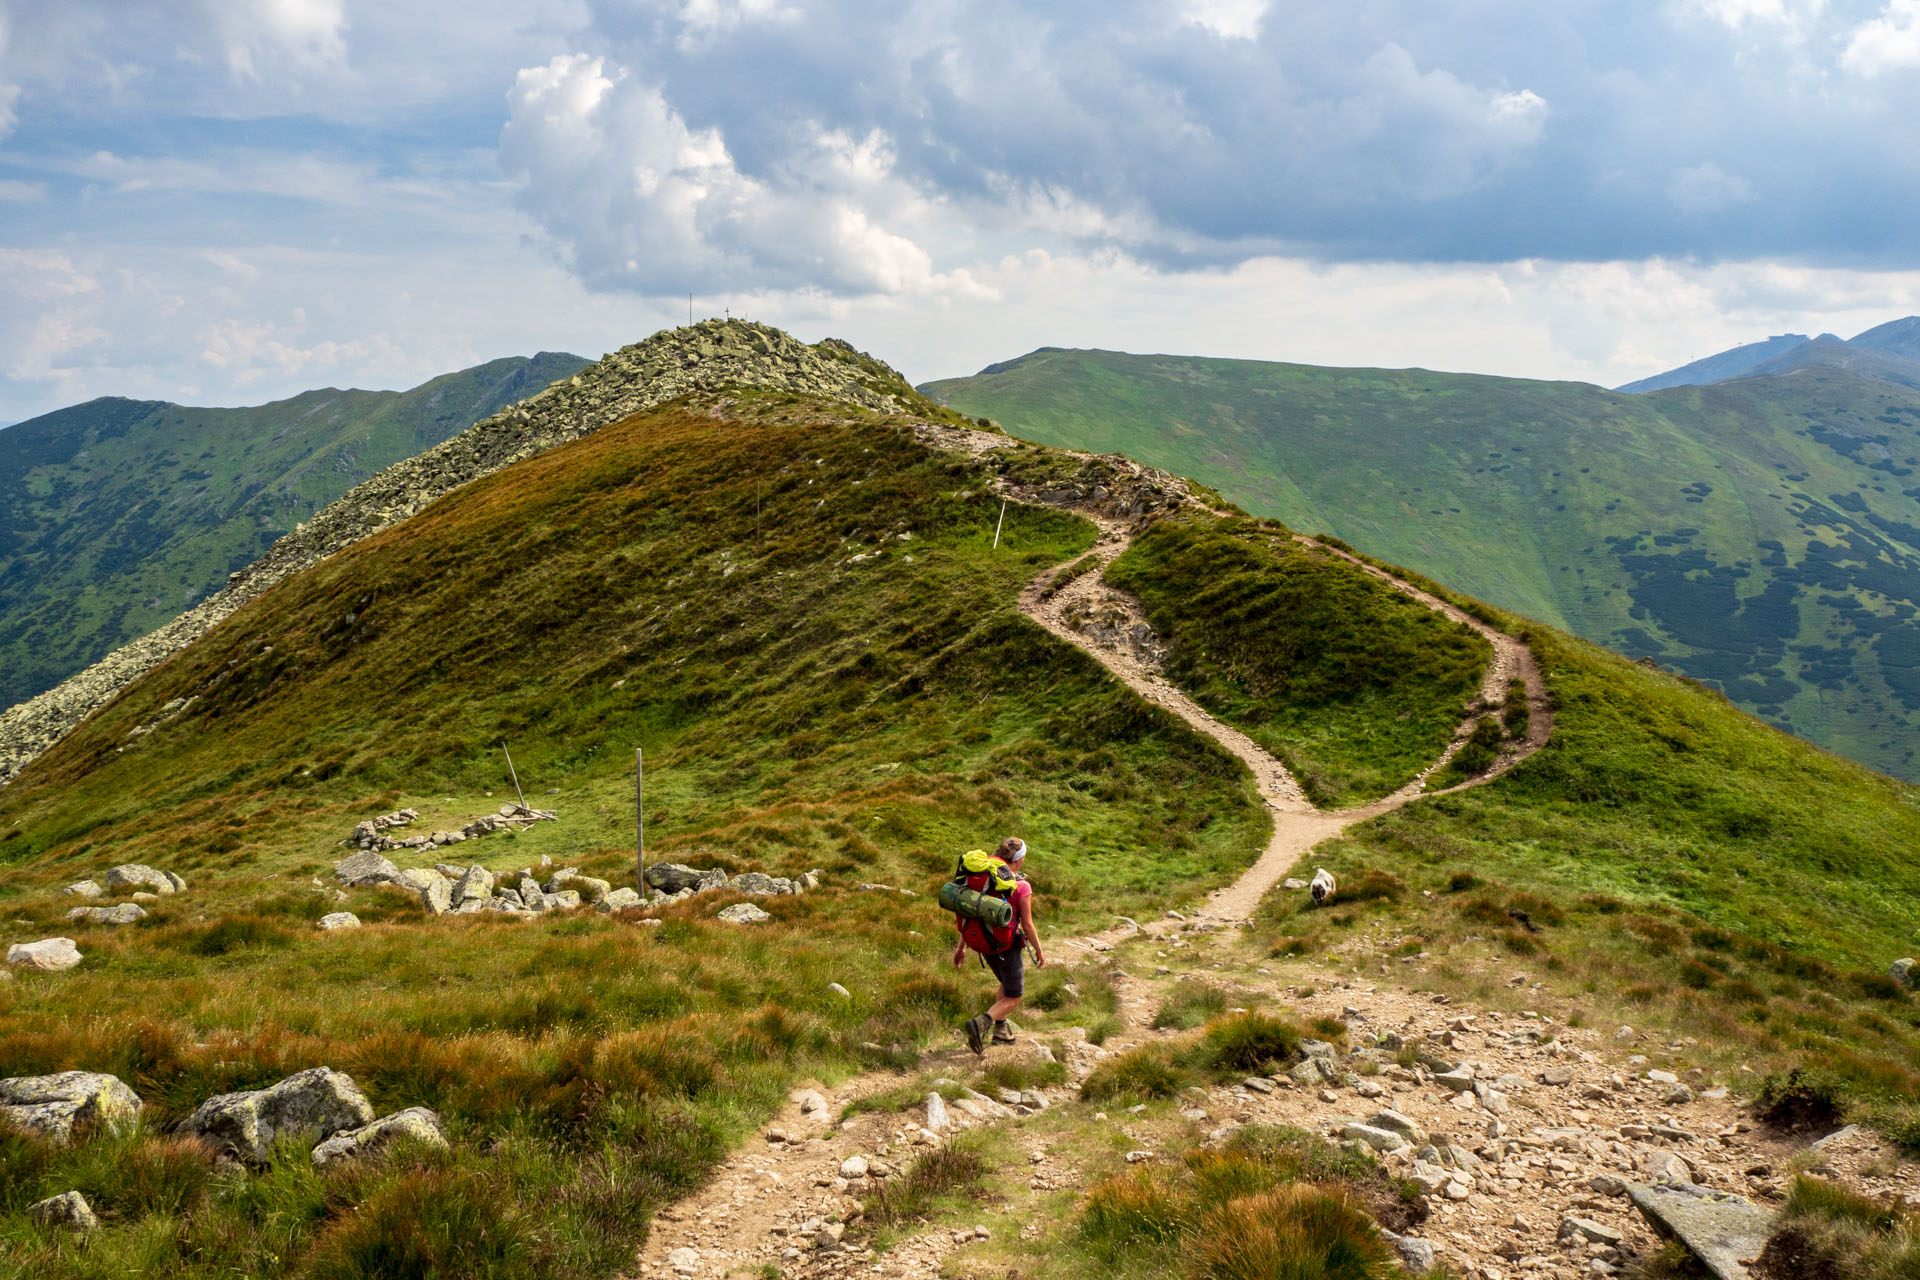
[3,0,1920,423]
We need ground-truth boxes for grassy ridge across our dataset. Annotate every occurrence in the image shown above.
[1103,516,1489,805]
[0,395,1286,1276]
[0,352,589,708]
[924,348,1920,780]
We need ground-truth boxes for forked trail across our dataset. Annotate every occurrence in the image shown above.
[1020,508,1553,932]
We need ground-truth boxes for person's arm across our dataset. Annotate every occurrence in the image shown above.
[952,922,968,969]
[1017,892,1044,967]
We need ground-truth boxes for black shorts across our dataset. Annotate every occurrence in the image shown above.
[984,943,1025,999]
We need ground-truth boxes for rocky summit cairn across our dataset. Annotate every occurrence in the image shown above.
[178,1066,374,1164]
[0,1071,143,1144]
[0,321,925,790]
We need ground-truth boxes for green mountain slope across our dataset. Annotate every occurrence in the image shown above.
[923,348,1920,778]
[0,352,589,708]
[2,330,1918,1273]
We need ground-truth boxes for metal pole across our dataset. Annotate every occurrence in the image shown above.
[992,498,1008,550]
[636,747,645,893]
[501,742,527,811]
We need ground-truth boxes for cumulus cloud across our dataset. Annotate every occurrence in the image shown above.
[202,0,348,80]
[501,52,987,297]
[1843,0,1920,75]
[1180,0,1270,41]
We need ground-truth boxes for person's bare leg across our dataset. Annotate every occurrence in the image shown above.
[989,994,1021,1021]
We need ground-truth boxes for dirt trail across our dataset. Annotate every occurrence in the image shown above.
[1020,507,1553,929]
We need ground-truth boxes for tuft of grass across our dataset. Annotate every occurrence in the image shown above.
[863,1140,988,1227]
[1153,982,1247,1031]
[1179,1012,1306,1077]
[1081,1166,1186,1258]
[1191,1185,1398,1280]
[1080,1044,1197,1103]
[1752,1176,1920,1279]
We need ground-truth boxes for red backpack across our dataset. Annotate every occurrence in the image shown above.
[950,849,1022,955]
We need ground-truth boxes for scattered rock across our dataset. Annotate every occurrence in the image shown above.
[1342,1122,1409,1152]
[65,902,147,926]
[310,1106,448,1168]
[332,851,399,887]
[62,880,103,899]
[178,1066,374,1163]
[645,863,729,894]
[840,1155,868,1178]
[1385,1232,1437,1274]
[926,1092,951,1132]
[0,1071,142,1143]
[419,873,453,916]
[1889,957,1916,990]
[317,912,361,931]
[717,902,771,924]
[105,863,176,894]
[571,875,612,903]
[598,887,642,913]
[26,1190,96,1232]
[1368,1109,1427,1145]
[827,982,851,999]
[6,937,82,972]
[1560,1215,1623,1246]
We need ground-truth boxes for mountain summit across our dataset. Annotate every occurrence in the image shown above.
[1620,316,1920,392]
[0,322,931,788]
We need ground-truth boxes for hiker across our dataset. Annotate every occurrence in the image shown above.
[950,836,1045,1054]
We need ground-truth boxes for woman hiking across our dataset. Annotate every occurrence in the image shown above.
[951,837,1045,1054]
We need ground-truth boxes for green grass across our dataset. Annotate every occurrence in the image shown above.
[0,353,590,708]
[1073,1126,1417,1280]
[1752,1176,1920,1278]
[1250,600,1920,1146]
[925,347,1920,781]
[1103,516,1489,805]
[0,394,1272,1276]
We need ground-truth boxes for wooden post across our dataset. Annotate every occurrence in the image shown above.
[636,747,646,893]
[992,498,1008,550]
[501,742,527,811]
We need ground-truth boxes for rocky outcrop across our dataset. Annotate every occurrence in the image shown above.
[178,1066,374,1164]
[332,850,400,886]
[0,1072,142,1143]
[1627,1181,1774,1280]
[310,1106,448,1168]
[6,938,82,971]
[0,321,927,790]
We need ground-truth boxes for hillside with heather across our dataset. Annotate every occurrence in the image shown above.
[2,325,1916,1280]
[0,352,589,709]
[923,346,1920,780]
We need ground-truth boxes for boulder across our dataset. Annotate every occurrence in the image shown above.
[546,889,582,911]
[1627,1181,1775,1280]
[1341,1122,1408,1152]
[163,871,188,892]
[105,864,175,894]
[7,938,82,972]
[0,1072,143,1143]
[178,1066,374,1163]
[717,902,771,924]
[1380,1231,1437,1274]
[597,887,642,913]
[1891,958,1917,990]
[332,851,399,887]
[643,863,728,894]
[317,912,361,931]
[66,902,147,926]
[393,867,447,894]
[419,874,453,916]
[571,875,612,903]
[543,867,579,893]
[450,865,493,906]
[27,1190,97,1232]
[1368,1109,1427,1145]
[310,1106,449,1168]
[62,880,103,899]
[926,1092,950,1132]
[518,876,549,912]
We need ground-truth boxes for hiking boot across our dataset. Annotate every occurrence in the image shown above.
[964,1014,992,1055]
[991,1022,1017,1045]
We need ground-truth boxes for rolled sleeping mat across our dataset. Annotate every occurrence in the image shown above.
[938,880,1015,927]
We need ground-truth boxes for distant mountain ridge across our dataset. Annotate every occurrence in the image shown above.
[924,345,1920,780]
[1620,316,1920,392]
[0,352,590,710]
